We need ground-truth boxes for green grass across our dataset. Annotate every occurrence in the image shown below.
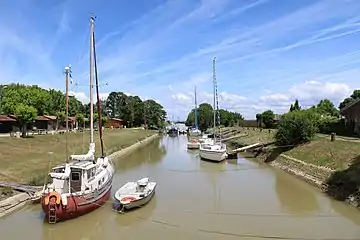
[0,128,156,183]
[227,127,276,146]
[226,127,360,171]
[285,135,360,170]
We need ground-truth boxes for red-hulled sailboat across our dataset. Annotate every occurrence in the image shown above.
[41,16,115,223]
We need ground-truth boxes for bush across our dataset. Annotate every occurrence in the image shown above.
[317,116,340,134]
[275,110,318,146]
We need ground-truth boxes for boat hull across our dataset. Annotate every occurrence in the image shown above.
[113,188,156,211]
[189,131,201,137]
[187,142,200,149]
[199,148,227,162]
[41,181,112,222]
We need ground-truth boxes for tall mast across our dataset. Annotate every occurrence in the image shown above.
[212,57,216,143]
[92,18,105,158]
[194,86,198,130]
[64,65,71,163]
[214,60,221,144]
[89,16,95,143]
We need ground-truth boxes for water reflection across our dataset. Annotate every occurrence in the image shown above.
[115,138,166,173]
[198,160,222,212]
[186,149,198,156]
[275,170,319,215]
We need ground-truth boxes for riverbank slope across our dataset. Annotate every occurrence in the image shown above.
[0,128,157,184]
[225,127,360,207]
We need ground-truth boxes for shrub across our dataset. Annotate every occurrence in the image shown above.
[275,110,318,146]
[317,116,340,134]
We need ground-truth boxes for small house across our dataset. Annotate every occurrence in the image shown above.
[107,118,123,128]
[0,115,17,133]
[340,99,360,135]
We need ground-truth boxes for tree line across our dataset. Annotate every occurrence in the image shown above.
[184,103,244,131]
[256,90,360,146]
[0,84,167,136]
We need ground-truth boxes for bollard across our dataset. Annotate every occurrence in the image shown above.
[331,132,336,141]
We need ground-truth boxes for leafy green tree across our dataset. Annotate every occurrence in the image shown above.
[56,111,65,130]
[197,103,214,131]
[76,113,85,128]
[289,99,301,112]
[185,109,195,127]
[316,99,339,117]
[14,104,37,137]
[185,107,243,128]
[339,89,360,109]
[69,97,84,117]
[143,99,166,128]
[275,109,318,146]
[261,110,275,128]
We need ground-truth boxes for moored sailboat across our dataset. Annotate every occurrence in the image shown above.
[187,86,201,149]
[189,86,201,137]
[41,16,115,223]
[199,57,227,162]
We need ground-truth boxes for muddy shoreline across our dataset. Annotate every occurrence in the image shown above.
[227,140,360,209]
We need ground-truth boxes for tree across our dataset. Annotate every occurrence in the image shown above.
[275,110,318,146]
[143,99,166,128]
[289,99,301,112]
[0,83,167,130]
[261,110,275,128]
[185,109,195,127]
[56,111,65,130]
[339,89,360,109]
[316,99,339,117]
[76,113,85,128]
[185,107,243,128]
[14,104,37,137]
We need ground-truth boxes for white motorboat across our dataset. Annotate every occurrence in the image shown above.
[113,177,156,211]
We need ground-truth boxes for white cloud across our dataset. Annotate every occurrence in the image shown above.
[68,91,110,104]
[2,1,360,122]
[169,80,352,119]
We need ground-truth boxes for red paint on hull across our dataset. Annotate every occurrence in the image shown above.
[41,187,111,222]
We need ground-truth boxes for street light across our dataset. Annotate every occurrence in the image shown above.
[0,85,8,115]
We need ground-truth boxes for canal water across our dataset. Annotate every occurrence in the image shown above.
[1,135,360,239]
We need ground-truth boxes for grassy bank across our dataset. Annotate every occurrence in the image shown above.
[225,127,360,205]
[0,129,156,184]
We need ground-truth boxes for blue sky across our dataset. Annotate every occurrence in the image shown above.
[1,0,360,120]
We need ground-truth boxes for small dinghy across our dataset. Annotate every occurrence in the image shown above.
[113,177,156,212]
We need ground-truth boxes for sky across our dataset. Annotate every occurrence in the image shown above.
[1,0,360,120]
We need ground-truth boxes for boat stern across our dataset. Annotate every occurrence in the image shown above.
[41,191,64,223]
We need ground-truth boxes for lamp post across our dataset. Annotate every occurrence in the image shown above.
[0,85,8,115]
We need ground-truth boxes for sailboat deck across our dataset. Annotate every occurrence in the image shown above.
[52,160,96,171]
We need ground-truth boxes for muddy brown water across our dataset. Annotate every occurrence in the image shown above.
[1,135,360,240]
